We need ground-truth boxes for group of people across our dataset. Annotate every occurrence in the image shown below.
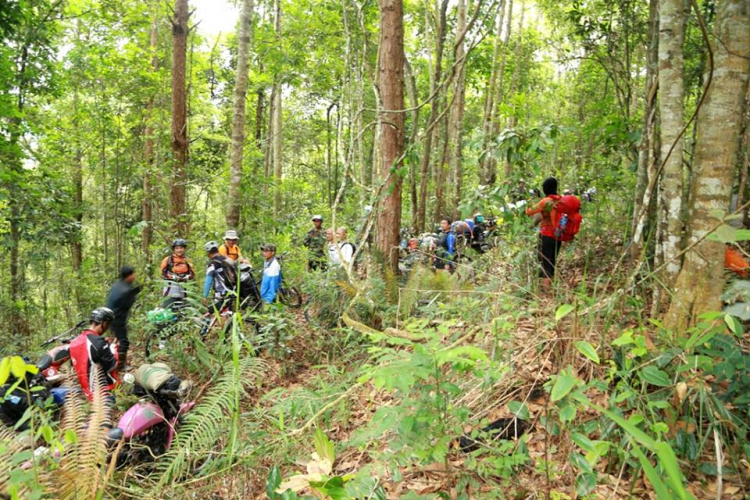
[303,215,356,271]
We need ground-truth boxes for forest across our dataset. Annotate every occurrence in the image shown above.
[1,0,750,497]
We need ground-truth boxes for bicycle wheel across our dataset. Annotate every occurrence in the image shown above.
[278,286,302,308]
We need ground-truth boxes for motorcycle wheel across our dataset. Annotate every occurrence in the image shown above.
[278,286,303,308]
[144,324,181,361]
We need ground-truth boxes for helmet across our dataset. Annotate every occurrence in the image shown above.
[260,243,276,252]
[223,230,239,240]
[91,307,115,324]
[311,215,323,221]
[204,241,219,252]
[172,238,187,248]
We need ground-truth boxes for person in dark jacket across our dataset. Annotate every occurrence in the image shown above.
[106,266,141,370]
[525,177,563,292]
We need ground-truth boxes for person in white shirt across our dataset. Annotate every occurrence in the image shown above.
[326,227,354,268]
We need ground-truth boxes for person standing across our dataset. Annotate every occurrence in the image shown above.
[335,227,355,269]
[219,230,245,262]
[435,219,456,271]
[106,266,141,371]
[160,238,195,309]
[260,244,282,303]
[304,215,327,271]
[525,177,563,292]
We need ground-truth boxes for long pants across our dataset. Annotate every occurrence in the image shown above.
[112,326,129,361]
[538,235,562,279]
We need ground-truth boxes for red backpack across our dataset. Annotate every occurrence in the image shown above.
[551,195,582,241]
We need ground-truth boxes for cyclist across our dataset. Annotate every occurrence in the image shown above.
[260,243,282,303]
[69,307,120,401]
[160,238,195,309]
[202,241,234,313]
[219,230,247,262]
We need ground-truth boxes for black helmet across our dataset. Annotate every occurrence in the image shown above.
[172,238,188,248]
[91,307,115,324]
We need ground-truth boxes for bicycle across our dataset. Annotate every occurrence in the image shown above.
[275,252,303,308]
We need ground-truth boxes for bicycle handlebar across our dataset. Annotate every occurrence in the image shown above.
[41,320,87,347]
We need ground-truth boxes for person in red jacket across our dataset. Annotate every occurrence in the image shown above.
[69,307,119,401]
[526,177,563,292]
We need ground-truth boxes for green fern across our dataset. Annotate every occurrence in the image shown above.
[153,356,266,489]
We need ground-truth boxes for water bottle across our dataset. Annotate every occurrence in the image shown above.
[555,214,569,239]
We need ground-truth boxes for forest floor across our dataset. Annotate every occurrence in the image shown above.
[121,238,748,500]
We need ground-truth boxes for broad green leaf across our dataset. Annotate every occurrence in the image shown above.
[551,369,577,402]
[724,314,743,337]
[639,366,671,387]
[654,441,694,500]
[559,404,577,422]
[574,341,600,364]
[9,356,26,379]
[555,304,574,322]
[0,358,10,385]
[507,400,529,420]
[314,428,335,464]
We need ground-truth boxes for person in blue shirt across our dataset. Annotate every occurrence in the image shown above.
[260,244,282,303]
[435,219,456,271]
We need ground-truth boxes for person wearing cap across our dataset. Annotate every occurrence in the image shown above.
[303,215,327,271]
[260,244,282,303]
[219,230,245,262]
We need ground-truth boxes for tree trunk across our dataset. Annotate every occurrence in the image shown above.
[664,0,750,330]
[272,0,283,214]
[142,10,158,265]
[404,57,420,230]
[376,0,405,273]
[630,0,659,257]
[484,0,513,185]
[226,0,255,229]
[72,93,83,272]
[450,0,468,219]
[170,0,189,235]
[479,0,505,186]
[655,0,688,293]
[502,0,525,181]
[264,84,275,196]
[416,0,449,232]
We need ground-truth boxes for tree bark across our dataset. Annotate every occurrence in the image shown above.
[416,0,449,232]
[272,0,283,214]
[226,0,255,229]
[655,0,688,292]
[664,0,750,330]
[630,0,659,258]
[405,58,420,230]
[484,0,513,185]
[502,0,525,180]
[450,0,468,219]
[170,0,189,235]
[479,0,505,187]
[142,10,158,265]
[376,0,405,272]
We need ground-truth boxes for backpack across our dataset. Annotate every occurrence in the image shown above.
[212,255,238,292]
[166,255,193,277]
[551,195,583,241]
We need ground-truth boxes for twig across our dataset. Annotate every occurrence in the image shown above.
[714,427,724,500]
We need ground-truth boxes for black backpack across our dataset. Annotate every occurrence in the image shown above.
[212,255,238,292]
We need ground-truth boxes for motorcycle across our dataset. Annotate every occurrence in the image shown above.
[471,216,499,254]
[107,364,194,462]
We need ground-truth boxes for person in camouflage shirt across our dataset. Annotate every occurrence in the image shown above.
[304,215,327,271]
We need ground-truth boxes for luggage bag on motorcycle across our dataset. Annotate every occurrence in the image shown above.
[134,363,181,393]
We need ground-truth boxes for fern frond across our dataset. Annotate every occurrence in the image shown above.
[153,356,266,488]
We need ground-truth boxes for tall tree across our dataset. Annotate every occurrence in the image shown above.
[375,0,405,272]
[664,0,750,330]
[142,9,158,264]
[416,0,449,231]
[272,0,283,215]
[630,0,659,258]
[170,0,189,235]
[449,0,468,219]
[226,0,255,229]
[655,0,688,293]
